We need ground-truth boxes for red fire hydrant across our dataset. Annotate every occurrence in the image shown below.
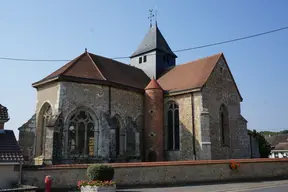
[45,175,52,192]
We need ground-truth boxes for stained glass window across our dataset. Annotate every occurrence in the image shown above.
[67,110,95,157]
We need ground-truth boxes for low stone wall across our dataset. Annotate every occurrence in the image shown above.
[22,158,288,189]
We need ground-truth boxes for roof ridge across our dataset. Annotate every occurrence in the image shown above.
[60,53,87,75]
[86,52,107,80]
[88,52,146,72]
[178,52,223,67]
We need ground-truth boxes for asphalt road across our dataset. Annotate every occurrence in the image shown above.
[117,180,288,192]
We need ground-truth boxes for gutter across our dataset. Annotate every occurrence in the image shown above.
[0,162,20,165]
[165,88,201,96]
[191,93,196,160]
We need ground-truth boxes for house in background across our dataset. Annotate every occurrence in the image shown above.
[269,142,288,158]
[265,134,288,148]
[264,134,288,158]
[0,104,24,189]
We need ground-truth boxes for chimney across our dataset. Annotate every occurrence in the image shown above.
[0,104,9,129]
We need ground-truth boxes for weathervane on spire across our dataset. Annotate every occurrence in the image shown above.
[155,9,158,26]
[148,9,155,28]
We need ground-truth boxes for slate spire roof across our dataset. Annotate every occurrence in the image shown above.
[130,26,177,58]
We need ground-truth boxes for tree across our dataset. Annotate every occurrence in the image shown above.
[248,129,271,158]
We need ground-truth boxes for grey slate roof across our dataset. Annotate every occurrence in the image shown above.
[0,104,9,121]
[0,130,24,163]
[130,26,177,58]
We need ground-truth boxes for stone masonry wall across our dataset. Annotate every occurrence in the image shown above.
[18,114,36,164]
[110,87,144,161]
[164,93,202,161]
[35,82,61,157]
[22,159,288,189]
[58,82,144,161]
[202,57,250,159]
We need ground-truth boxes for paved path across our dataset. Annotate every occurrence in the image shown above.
[117,180,288,192]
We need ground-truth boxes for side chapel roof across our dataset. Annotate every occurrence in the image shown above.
[32,52,151,90]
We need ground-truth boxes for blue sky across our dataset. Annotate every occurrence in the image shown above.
[1,0,288,138]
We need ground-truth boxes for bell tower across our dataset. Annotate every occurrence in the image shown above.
[130,11,177,79]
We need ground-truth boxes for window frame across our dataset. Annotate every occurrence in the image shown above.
[220,104,230,147]
[143,55,147,62]
[66,109,97,158]
[166,102,180,151]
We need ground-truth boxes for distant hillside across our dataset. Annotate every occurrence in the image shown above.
[259,130,288,136]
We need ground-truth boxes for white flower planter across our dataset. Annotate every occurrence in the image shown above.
[81,185,116,192]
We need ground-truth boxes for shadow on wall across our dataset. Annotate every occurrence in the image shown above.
[165,121,202,161]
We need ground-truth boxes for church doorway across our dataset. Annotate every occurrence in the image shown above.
[147,150,157,162]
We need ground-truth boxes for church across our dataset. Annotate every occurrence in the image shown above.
[18,24,251,165]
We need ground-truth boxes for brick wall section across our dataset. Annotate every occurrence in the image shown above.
[202,57,250,159]
[144,88,164,161]
[22,159,288,189]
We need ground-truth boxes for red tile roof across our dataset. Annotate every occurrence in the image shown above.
[145,77,162,90]
[158,53,223,92]
[33,51,241,99]
[32,52,151,90]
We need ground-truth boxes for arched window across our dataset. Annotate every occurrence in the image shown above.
[167,102,180,150]
[220,104,229,146]
[67,110,96,157]
[113,117,121,156]
[41,104,52,155]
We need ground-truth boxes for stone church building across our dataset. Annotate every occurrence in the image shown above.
[18,25,250,165]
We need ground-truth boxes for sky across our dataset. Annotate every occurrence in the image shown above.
[1,0,288,139]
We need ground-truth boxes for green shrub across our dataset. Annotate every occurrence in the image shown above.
[87,164,114,181]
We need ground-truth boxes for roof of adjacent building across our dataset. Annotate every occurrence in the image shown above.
[32,51,151,90]
[0,130,24,163]
[0,104,9,121]
[273,142,288,151]
[265,134,288,147]
[130,26,177,58]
